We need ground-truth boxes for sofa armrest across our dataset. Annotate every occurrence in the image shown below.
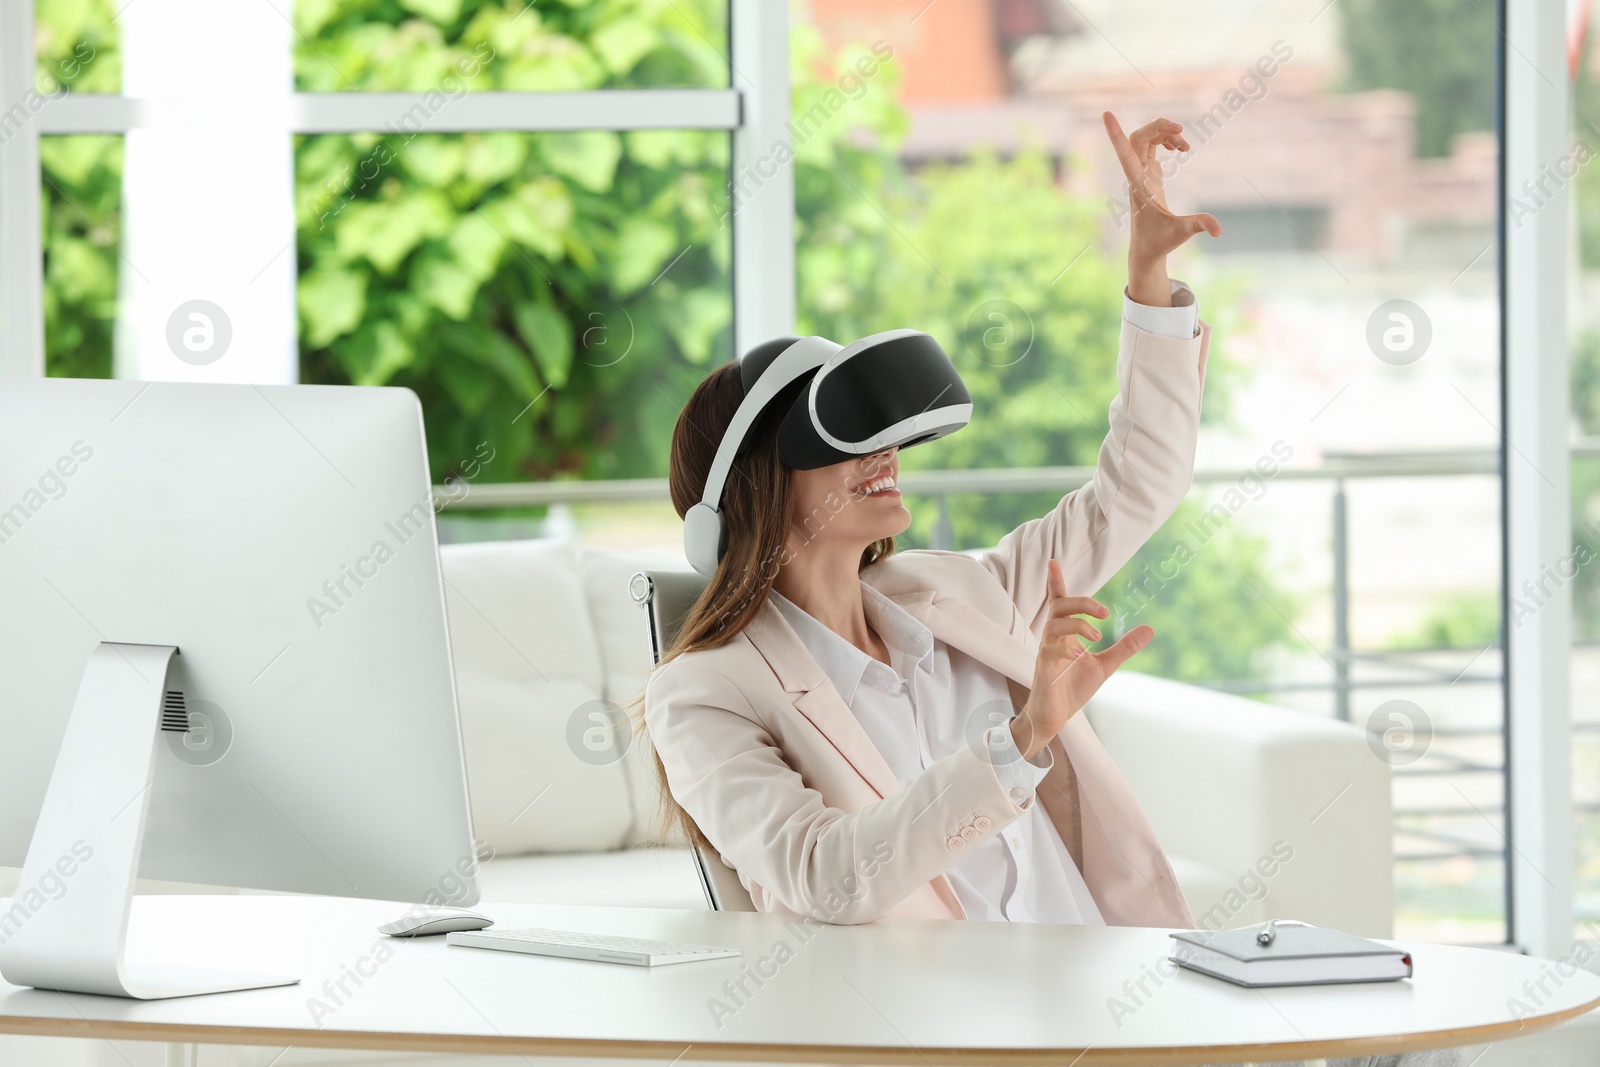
[1083,671,1392,937]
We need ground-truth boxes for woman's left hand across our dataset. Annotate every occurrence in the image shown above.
[1103,112,1220,305]
[1009,560,1153,761]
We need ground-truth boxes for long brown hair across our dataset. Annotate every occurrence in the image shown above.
[639,359,893,848]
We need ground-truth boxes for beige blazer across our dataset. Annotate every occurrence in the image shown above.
[646,317,1211,927]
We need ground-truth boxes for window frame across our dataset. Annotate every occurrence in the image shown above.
[1503,0,1575,960]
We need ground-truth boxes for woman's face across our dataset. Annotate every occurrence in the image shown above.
[784,447,907,558]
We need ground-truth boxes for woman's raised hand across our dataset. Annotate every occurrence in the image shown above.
[1009,560,1153,761]
[1103,112,1220,303]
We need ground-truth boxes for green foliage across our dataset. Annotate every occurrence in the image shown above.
[34,0,121,93]
[40,135,121,380]
[1576,45,1600,272]
[294,0,732,481]
[292,0,726,91]
[1337,0,1495,158]
[1096,499,1302,681]
[37,0,122,380]
[1385,590,1500,651]
[1571,330,1600,640]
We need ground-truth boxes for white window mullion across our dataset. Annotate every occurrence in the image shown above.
[0,0,44,378]
[39,90,742,135]
[1504,0,1574,959]
[728,0,794,355]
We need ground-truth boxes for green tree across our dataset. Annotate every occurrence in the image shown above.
[37,0,122,380]
[1572,35,1600,271]
[1570,329,1600,640]
[295,0,731,482]
[1337,0,1496,158]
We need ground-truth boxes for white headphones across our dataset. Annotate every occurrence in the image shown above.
[682,336,842,577]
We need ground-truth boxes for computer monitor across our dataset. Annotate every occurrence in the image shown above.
[0,378,478,999]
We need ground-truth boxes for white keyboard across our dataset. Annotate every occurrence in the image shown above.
[445,927,742,967]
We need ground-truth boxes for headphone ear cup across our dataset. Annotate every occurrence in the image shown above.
[683,502,727,578]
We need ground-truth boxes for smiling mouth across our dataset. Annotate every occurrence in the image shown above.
[854,474,899,498]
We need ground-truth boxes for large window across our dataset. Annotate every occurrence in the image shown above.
[11,0,1583,953]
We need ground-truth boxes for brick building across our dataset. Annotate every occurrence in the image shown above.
[804,0,1496,268]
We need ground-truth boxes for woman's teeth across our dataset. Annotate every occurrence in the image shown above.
[859,476,897,495]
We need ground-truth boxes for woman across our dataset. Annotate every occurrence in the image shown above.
[646,110,1211,926]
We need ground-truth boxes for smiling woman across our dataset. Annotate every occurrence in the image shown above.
[640,113,1223,932]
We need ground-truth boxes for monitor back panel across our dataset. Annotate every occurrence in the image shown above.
[0,379,478,904]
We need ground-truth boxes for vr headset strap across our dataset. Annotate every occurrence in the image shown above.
[698,335,841,513]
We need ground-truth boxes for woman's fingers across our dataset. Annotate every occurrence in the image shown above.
[1093,625,1155,673]
[1128,118,1175,149]
[1048,593,1108,620]
[1184,210,1223,238]
[1044,614,1102,645]
[1047,558,1069,601]
[1129,118,1188,160]
[1102,111,1146,185]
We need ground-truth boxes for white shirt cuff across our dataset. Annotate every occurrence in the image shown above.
[982,724,1053,808]
[1123,278,1199,340]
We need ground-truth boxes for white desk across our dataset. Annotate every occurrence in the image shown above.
[0,895,1595,1065]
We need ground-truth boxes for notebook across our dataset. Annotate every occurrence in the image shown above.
[1168,924,1413,988]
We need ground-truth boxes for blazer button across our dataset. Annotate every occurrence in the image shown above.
[973,816,992,832]
[960,824,979,842]
[1009,786,1027,801]
[946,835,965,851]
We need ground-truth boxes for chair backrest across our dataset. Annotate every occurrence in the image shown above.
[628,569,707,664]
[630,569,757,913]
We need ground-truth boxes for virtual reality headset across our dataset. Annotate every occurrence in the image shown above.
[682,329,972,577]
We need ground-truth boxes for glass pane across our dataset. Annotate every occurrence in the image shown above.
[34,0,120,95]
[295,129,731,494]
[293,0,728,92]
[793,2,1503,941]
[41,134,124,379]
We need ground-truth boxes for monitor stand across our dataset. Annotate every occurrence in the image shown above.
[0,642,299,999]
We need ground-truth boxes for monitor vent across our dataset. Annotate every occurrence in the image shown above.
[161,690,190,733]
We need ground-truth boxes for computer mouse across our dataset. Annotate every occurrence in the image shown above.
[378,907,495,937]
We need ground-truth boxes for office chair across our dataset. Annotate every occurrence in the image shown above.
[630,569,757,913]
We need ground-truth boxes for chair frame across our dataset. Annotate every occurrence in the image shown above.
[631,569,756,912]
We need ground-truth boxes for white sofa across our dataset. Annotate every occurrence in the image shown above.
[442,537,1395,938]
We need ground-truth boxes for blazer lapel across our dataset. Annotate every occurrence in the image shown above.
[891,591,1037,687]
[742,601,905,800]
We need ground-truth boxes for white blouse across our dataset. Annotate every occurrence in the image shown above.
[770,586,1105,924]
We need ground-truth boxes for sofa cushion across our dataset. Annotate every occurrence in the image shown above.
[440,539,635,855]
[574,545,685,846]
